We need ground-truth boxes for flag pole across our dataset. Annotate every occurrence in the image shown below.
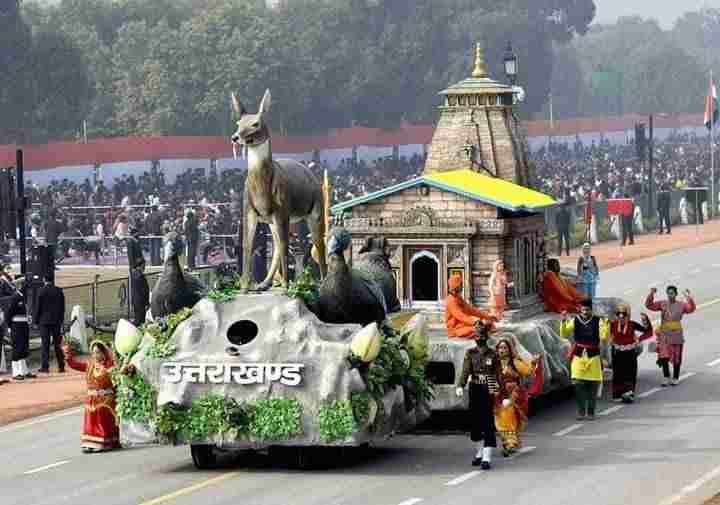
[712,68,716,219]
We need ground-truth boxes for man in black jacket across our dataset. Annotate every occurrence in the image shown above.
[657,182,672,235]
[32,276,66,373]
[555,203,572,256]
[184,207,199,270]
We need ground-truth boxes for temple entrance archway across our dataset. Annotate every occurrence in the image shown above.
[409,250,440,304]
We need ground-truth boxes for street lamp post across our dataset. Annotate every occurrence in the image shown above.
[648,113,654,221]
[503,41,518,86]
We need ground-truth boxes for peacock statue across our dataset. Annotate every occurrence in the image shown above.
[356,236,401,314]
[150,232,207,319]
[315,228,387,326]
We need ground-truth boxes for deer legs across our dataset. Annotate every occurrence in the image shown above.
[257,214,290,291]
[242,206,258,289]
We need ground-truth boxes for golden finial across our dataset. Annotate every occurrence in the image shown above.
[471,42,488,78]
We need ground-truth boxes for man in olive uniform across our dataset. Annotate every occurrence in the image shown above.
[455,321,503,469]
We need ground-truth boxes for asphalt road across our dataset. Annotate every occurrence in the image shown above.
[3,241,720,505]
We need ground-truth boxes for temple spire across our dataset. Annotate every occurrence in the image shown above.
[471,42,488,78]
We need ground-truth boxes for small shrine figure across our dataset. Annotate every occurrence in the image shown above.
[488,260,513,320]
[455,321,502,469]
[576,243,600,299]
[542,258,587,313]
[445,274,497,338]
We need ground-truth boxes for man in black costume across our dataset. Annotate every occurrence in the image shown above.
[455,320,502,469]
[126,226,149,326]
[33,276,66,373]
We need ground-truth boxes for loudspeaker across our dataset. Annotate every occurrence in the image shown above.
[28,245,54,284]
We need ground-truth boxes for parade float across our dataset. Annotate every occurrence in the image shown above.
[107,88,433,469]
[97,42,637,469]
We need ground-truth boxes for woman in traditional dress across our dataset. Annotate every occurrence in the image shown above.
[610,304,651,403]
[63,341,128,453]
[576,243,599,299]
[494,339,540,456]
[488,260,513,320]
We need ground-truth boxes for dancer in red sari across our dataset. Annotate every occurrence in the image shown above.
[64,341,126,453]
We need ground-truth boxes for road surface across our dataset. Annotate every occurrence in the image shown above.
[2,242,720,505]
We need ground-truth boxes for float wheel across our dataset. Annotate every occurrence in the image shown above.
[191,444,217,469]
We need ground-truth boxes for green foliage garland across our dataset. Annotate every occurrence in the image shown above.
[287,266,319,309]
[248,399,303,441]
[359,324,434,427]
[318,400,356,442]
[182,394,249,441]
[112,369,155,424]
[144,307,193,359]
[350,392,371,425]
[206,274,248,303]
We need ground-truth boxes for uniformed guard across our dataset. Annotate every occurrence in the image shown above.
[456,320,503,469]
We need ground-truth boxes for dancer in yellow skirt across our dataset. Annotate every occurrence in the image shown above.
[561,299,609,420]
[494,339,540,456]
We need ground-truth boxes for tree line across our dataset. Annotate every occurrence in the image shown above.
[6,2,716,145]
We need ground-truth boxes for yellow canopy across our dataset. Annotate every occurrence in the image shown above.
[332,168,556,214]
[425,169,556,211]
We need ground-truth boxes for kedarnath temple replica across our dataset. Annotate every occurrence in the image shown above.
[331,44,554,320]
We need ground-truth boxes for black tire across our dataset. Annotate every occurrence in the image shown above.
[190,444,217,469]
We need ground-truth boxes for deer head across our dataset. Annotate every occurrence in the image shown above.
[230,89,271,151]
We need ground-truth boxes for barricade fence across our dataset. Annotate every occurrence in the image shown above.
[61,265,218,328]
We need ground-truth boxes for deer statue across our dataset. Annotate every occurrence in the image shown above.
[231,89,327,290]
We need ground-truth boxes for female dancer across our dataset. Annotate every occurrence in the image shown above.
[610,304,651,403]
[494,339,540,456]
[63,341,131,453]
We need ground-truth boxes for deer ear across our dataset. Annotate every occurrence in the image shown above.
[259,89,272,116]
[231,92,245,117]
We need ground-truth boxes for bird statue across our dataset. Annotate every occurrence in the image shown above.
[356,236,401,314]
[316,228,386,326]
[150,232,207,319]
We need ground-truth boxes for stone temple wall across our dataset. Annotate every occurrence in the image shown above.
[423,106,523,184]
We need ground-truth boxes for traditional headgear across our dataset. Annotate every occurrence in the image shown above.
[448,274,463,291]
[616,302,631,317]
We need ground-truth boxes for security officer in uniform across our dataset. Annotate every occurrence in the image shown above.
[456,321,503,469]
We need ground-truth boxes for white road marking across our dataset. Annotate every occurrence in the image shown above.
[445,471,482,486]
[24,460,70,475]
[689,268,702,275]
[597,405,624,416]
[553,424,583,437]
[565,434,610,440]
[516,446,536,455]
[0,407,83,434]
[706,357,720,367]
[397,499,423,505]
[678,372,696,382]
[660,463,720,505]
[713,263,720,268]
[638,387,662,399]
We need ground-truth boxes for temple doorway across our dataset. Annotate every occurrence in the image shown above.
[410,250,440,303]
